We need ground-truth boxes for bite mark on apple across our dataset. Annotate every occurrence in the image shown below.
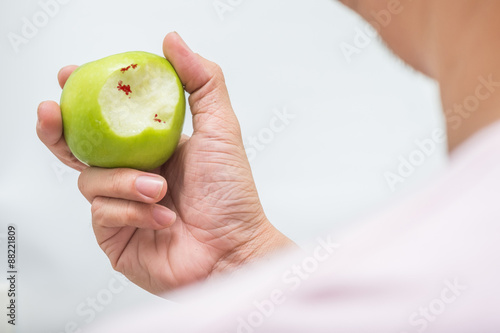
[117,80,132,96]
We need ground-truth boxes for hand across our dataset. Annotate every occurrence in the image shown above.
[37,32,294,295]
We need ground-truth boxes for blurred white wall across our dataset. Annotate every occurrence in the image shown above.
[0,0,446,331]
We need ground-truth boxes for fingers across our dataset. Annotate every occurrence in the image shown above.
[163,32,214,95]
[92,197,176,230]
[37,101,63,147]
[58,65,78,88]
[163,32,240,137]
[37,65,85,171]
[78,168,167,204]
[82,168,176,230]
[36,101,87,171]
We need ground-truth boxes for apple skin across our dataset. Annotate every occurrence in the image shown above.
[60,51,185,171]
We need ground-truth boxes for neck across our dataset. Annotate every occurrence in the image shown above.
[430,2,500,150]
[342,0,500,151]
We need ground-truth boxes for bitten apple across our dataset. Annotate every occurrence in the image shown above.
[60,51,185,170]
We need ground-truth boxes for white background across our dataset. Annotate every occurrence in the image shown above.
[0,0,446,332]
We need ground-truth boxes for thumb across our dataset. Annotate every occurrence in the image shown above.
[163,32,241,139]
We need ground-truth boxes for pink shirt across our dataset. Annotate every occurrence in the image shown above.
[86,121,500,333]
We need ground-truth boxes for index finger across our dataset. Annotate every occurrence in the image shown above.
[36,65,88,171]
[58,65,78,88]
[36,100,87,171]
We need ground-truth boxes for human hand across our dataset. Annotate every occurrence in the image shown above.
[36,32,294,295]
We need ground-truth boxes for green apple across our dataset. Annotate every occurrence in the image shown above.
[60,51,185,171]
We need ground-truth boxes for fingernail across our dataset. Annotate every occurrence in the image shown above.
[152,206,176,226]
[173,31,192,52]
[136,176,164,199]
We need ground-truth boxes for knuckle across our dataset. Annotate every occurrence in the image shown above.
[109,168,131,195]
[208,61,225,82]
[77,171,87,194]
[90,197,106,221]
[123,201,140,224]
[110,260,121,272]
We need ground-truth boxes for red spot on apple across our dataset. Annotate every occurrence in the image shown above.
[153,114,166,123]
[117,80,132,95]
[120,64,138,73]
